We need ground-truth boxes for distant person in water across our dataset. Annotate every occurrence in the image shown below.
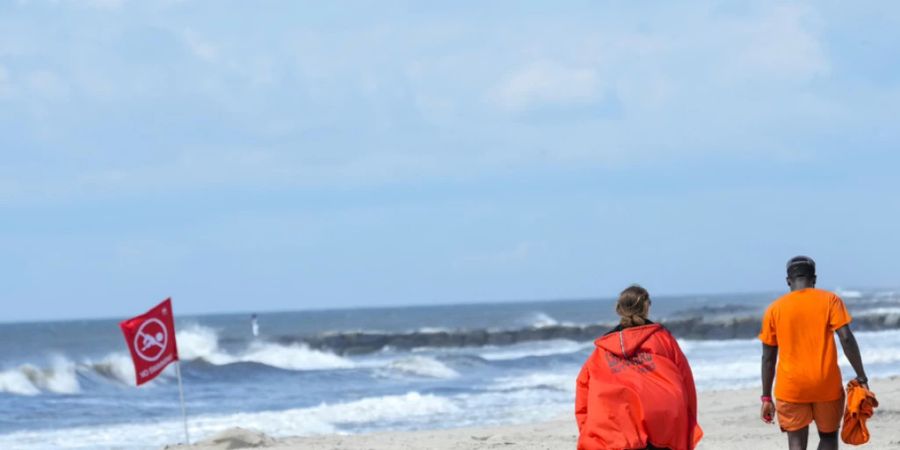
[575,285,702,450]
[251,314,259,337]
[759,256,869,450]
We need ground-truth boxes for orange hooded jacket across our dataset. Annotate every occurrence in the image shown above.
[841,379,878,445]
[575,323,702,450]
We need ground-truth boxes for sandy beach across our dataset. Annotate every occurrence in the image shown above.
[171,375,900,450]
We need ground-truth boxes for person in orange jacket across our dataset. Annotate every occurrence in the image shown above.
[575,285,703,450]
[759,256,869,450]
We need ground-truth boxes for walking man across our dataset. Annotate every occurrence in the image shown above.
[759,256,869,450]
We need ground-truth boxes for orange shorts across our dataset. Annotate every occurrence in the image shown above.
[776,396,845,433]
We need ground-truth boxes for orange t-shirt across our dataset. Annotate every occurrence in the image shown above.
[758,288,852,403]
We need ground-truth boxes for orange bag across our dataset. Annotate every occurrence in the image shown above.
[841,379,878,445]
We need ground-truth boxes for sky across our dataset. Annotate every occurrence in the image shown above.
[1,1,899,322]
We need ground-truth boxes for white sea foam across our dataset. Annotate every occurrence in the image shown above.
[0,385,562,448]
[676,337,759,351]
[478,339,592,361]
[177,324,354,371]
[683,337,790,390]
[451,387,570,427]
[857,307,900,315]
[0,391,458,449]
[310,391,458,424]
[0,354,152,396]
[488,372,575,393]
[34,357,80,394]
[0,357,81,396]
[378,356,459,379]
[0,366,41,396]
[85,352,169,386]
[527,312,559,328]
[176,325,226,362]
[855,308,900,327]
[238,341,354,371]
[840,329,900,366]
[415,327,451,334]
[836,288,864,299]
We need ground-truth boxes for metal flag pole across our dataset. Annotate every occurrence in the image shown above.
[175,361,190,445]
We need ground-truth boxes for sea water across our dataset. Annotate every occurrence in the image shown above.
[1,289,899,449]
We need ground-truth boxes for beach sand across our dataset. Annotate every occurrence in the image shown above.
[170,376,900,449]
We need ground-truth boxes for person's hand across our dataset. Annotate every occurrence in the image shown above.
[761,400,775,424]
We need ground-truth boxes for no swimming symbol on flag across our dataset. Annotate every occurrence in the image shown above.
[134,318,168,361]
[120,298,180,386]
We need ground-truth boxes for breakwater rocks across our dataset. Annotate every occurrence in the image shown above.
[283,312,900,356]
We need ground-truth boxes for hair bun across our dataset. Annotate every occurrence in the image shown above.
[616,285,650,328]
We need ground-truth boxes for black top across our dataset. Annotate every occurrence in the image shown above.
[604,319,655,336]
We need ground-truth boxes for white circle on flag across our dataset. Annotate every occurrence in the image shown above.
[134,318,168,362]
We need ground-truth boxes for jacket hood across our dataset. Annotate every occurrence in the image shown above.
[595,323,663,357]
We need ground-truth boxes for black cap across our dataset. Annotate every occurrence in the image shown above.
[786,256,816,278]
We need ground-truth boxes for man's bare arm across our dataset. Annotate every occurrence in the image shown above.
[836,325,868,388]
[760,344,777,423]
[761,344,777,397]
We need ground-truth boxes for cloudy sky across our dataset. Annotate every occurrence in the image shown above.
[1,1,898,321]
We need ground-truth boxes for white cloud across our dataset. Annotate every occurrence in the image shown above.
[15,0,125,9]
[730,5,829,81]
[183,29,219,62]
[490,60,602,112]
[0,1,891,204]
[0,65,13,98]
[458,241,541,267]
[83,0,125,9]
[27,69,68,99]
[0,176,22,202]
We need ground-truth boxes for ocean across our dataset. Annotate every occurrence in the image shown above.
[2,289,900,449]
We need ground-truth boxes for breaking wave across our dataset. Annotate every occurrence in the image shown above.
[0,325,354,396]
[488,372,574,393]
[1,325,483,396]
[477,339,592,361]
[377,356,459,379]
[524,312,560,328]
[177,324,354,371]
[0,357,80,396]
[85,352,152,385]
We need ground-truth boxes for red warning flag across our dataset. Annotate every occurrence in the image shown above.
[119,298,180,386]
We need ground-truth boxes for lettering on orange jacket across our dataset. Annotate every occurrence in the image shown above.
[605,351,656,374]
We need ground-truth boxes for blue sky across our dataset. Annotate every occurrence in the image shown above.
[1,1,898,321]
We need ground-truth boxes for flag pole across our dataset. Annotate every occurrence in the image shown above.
[175,361,190,445]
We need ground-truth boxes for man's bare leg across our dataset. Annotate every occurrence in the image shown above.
[787,426,809,450]
[817,430,838,450]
